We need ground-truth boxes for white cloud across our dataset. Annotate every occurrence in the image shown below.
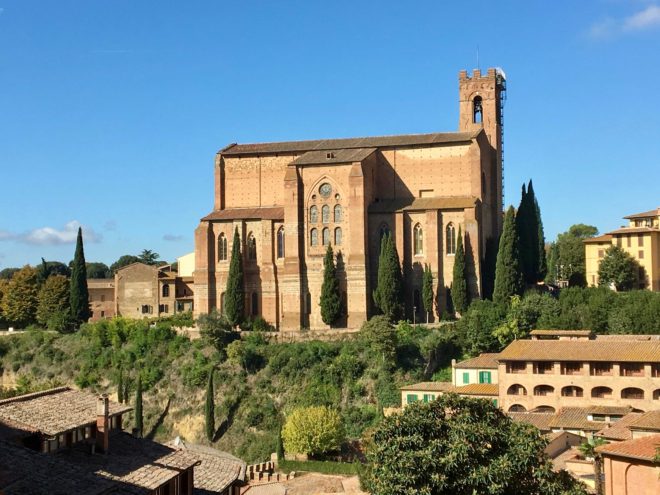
[589,4,660,38]
[163,234,184,242]
[6,221,103,246]
[0,230,15,241]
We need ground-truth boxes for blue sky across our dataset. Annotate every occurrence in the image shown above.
[1,0,659,268]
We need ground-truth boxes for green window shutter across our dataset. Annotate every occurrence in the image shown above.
[407,394,418,403]
[493,399,498,407]
[479,371,492,384]
[423,394,430,403]
[463,372,469,384]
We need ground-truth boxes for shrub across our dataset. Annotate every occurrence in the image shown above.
[282,405,344,456]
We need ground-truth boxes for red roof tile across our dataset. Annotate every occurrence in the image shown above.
[596,434,660,462]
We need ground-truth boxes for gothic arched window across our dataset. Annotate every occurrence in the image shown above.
[334,205,343,223]
[322,205,330,224]
[218,233,228,261]
[446,223,456,255]
[322,227,330,246]
[334,227,342,246]
[162,284,170,298]
[310,228,318,246]
[309,205,318,224]
[413,223,423,255]
[277,227,285,259]
[247,232,257,261]
[473,95,483,124]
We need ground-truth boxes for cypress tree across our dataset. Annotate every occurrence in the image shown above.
[482,236,499,300]
[319,244,342,326]
[117,367,124,404]
[515,183,534,285]
[493,206,524,306]
[69,227,90,325]
[451,227,469,314]
[276,422,285,461]
[224,227,244,327]
[421,264,434,323]
[205,368,215,441]
[134,375,143,437]
[529,181,547,281]
[373,233,403,322]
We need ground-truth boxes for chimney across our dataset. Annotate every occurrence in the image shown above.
[96,394,110,453]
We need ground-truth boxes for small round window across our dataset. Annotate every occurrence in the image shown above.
[319,183,332,198]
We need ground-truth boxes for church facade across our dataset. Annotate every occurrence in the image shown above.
[194,68,506,330]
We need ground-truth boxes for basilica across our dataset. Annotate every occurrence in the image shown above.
[194,68,506,330]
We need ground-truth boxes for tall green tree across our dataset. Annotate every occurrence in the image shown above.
[86,262,111,279]
[69,227,90,325]
[530,182,547,281]
[0,266,39,327]
[361,394,587,495]
[451,227,469,314]
[134,374,143,437]
[515,183,533,284]
[110,255,141,273]
[225,228,244,327]
[373,233,403,322]
[205,368,215,441]
[320,244,342,326]
[598,245,638,291]
[482,236,499,300]
[36,274,70,329]
[138,249,161,265]
[546,224,598,284]
[493,206,524,306]
[421,264,434,323]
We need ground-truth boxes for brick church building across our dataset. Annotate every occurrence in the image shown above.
[194,68,506,330]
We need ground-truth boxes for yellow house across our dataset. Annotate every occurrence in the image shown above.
[585,207,660,290]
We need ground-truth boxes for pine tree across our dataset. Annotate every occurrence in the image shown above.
[373,233,403,322]
[421,265,434,323]
[117,367,124,404]
[134,375,143,437]
[319,244,342,326]
[205,368,215,441]
[451,227,469,314]
[69,227,90,325]
[224,228,244,327]
[493,206,524,306]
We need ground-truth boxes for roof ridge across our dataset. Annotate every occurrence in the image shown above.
[0,386,71,406]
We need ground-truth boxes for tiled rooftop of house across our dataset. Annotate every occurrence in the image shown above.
[595,413,643,441]
[623,208,660,219]
[453,383,499,396]
[0,387,132,437]
[508,412,555,432]
[529,329,592,337]
[548,408,605,431]
[586,405,633,416]
[629,410,660,431]
[596,434,660,462]
[172,441,246,493]
[453,353,500,369]
[400,382,455,392]
[497,339,660,362]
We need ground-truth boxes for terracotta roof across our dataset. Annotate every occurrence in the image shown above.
[369,196,478,213]
[587,405,633,416]
[583,234,613,244]
[221,130,481,156]
[629,410,660,431]
[623,208,659,219]
[0,387,132,437]
[549,408,603,431]
[606,226,659,235]
[454,353,500,369]
[596,434,660,462]
[508,412,555,432]
[453,383,499,396]
[400,382,455,392]
[201,207,284,222]
[529,329,592,337]
[596,413,643,441]
[498,339,660,362]
[290,147,376,165]
[595,334,660,341]
[174,442,246,492]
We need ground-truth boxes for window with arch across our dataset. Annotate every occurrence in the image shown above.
[334,227,342,245]
[251,292,258,316]
[446,223,456,255]
[162,284,170,298]
[533,406,556,413]
[277,227,285,259]
[322,227,330,246]
[533,385,554,397]
[309,205,318,223]
[310,228,318,246]
[621,387,644,400]
[322,205,330,224]
[508,404,526,413]
[218,233,228,261]
[507,384,527,396]
[413,223,423,255]
[334,204,342,223]
[653,389,660,400]
[561,386,583,397]
[247,233,257,261]
[473,95,483,124]
[591,386,613,398]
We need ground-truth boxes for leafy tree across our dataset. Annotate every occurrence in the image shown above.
[138,249,161,266]
[361,393,587,495]
[205,368,215,441]
[451,227,469,314]
[421,264,434,323]
[578,437,607,495]
[36,275,70,329]
[70,227,90,325]
[359,316,397,366]
[598,245,637,291]
[1,265,39,327]
[225,228,244,327]
[86,262,111,279]
[493,206,524,306]
[455,300,505,356]
[197,309,237,357]
[547,224,598,283]
[320,244,342,326]
[492,293,559,347]
[227,331,266,373]
[0,268,19,280]
[282,405,344,456]
[373,233,403,322]
[134,374,143,437]
[110,255,141,273]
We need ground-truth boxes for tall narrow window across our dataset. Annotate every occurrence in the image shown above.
[473,96,483,124]
[334,204,343,223]
[322,205,330,224]
[310,205,318,223]
[322,227,330,246]
[334,227,342,245]
[218,233,228,261]
[310,228,318,246]
[277,227,285,259]
[446,223,456,255]
[247,233,257,261]
[413,223,423,255]
[162,284,169,298]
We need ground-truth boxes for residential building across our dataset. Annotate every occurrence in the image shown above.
[195,68,507,330]
[87,278,115,322]
[585,207,660,290]
[451,352,499,386]
[596,434,660,495]
[400,382,498,407]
